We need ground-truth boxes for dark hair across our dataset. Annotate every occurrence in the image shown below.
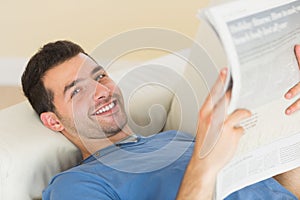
[21,40,86,115]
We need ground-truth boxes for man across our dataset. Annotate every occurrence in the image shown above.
[21,40,299,199]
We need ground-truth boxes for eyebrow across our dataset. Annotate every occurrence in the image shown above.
[63,79,83,96]
[90,66,104,76]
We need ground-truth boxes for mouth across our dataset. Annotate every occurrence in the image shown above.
[92,100,117,116]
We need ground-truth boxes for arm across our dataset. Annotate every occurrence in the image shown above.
[177,68,251,200]
[274,167,300,199]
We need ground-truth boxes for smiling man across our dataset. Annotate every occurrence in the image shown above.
[39,52,130,159]
[21,40,300,199]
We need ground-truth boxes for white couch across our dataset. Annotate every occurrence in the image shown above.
[0,25,226,199]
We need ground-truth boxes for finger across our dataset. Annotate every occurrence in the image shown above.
[211,89,231,121]
[285,82,300,99]
[226,109,252,128]
[295,45,300,69]
[285,99,300,115]
[224,89,232,108]
[201,68,229,116]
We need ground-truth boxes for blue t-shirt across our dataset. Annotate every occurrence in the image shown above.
[43,130,297,200]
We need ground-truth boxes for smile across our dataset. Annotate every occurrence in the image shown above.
[94,101,116,115]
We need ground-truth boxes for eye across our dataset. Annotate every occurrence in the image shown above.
[95,73,106,82]
[71,88,81,98]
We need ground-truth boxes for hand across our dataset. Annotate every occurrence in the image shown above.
[176,68,251,200]
[194,68,251,173]
[285,45,300,115]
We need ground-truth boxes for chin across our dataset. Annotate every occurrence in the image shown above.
[104,120,127,137]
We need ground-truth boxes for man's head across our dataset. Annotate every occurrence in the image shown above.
[22,40,86,115]
[22,40,129,155]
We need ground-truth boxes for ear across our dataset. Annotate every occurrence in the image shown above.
[40,112,64,132]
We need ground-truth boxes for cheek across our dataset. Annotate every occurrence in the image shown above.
[109,83,122,96]
[53,99,70,117]
[72,96,97,121]
[72,99,89,114]
[107,79,119,91]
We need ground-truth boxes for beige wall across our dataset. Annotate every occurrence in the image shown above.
[0,0,211,109]
[0,86,25,109]
[0,0,210,57]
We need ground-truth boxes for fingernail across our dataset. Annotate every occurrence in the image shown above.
[285,92,292,99]
[221,68,227,75]
[286,109,292,115]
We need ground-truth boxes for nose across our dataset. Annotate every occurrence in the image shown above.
[93,82,111,102]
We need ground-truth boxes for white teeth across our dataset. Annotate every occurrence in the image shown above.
[95,102,115,115]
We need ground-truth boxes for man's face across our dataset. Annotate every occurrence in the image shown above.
[42,53,128,139]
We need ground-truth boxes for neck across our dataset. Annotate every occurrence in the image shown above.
[80,125,133,159]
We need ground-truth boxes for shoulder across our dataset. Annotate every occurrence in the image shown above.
[43,171,120,200]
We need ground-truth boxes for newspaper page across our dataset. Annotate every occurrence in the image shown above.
[201,0,300,199]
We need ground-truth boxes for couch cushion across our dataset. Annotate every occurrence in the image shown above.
[0,101,81,200]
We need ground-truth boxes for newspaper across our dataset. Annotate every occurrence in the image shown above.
[200,0,300,199]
